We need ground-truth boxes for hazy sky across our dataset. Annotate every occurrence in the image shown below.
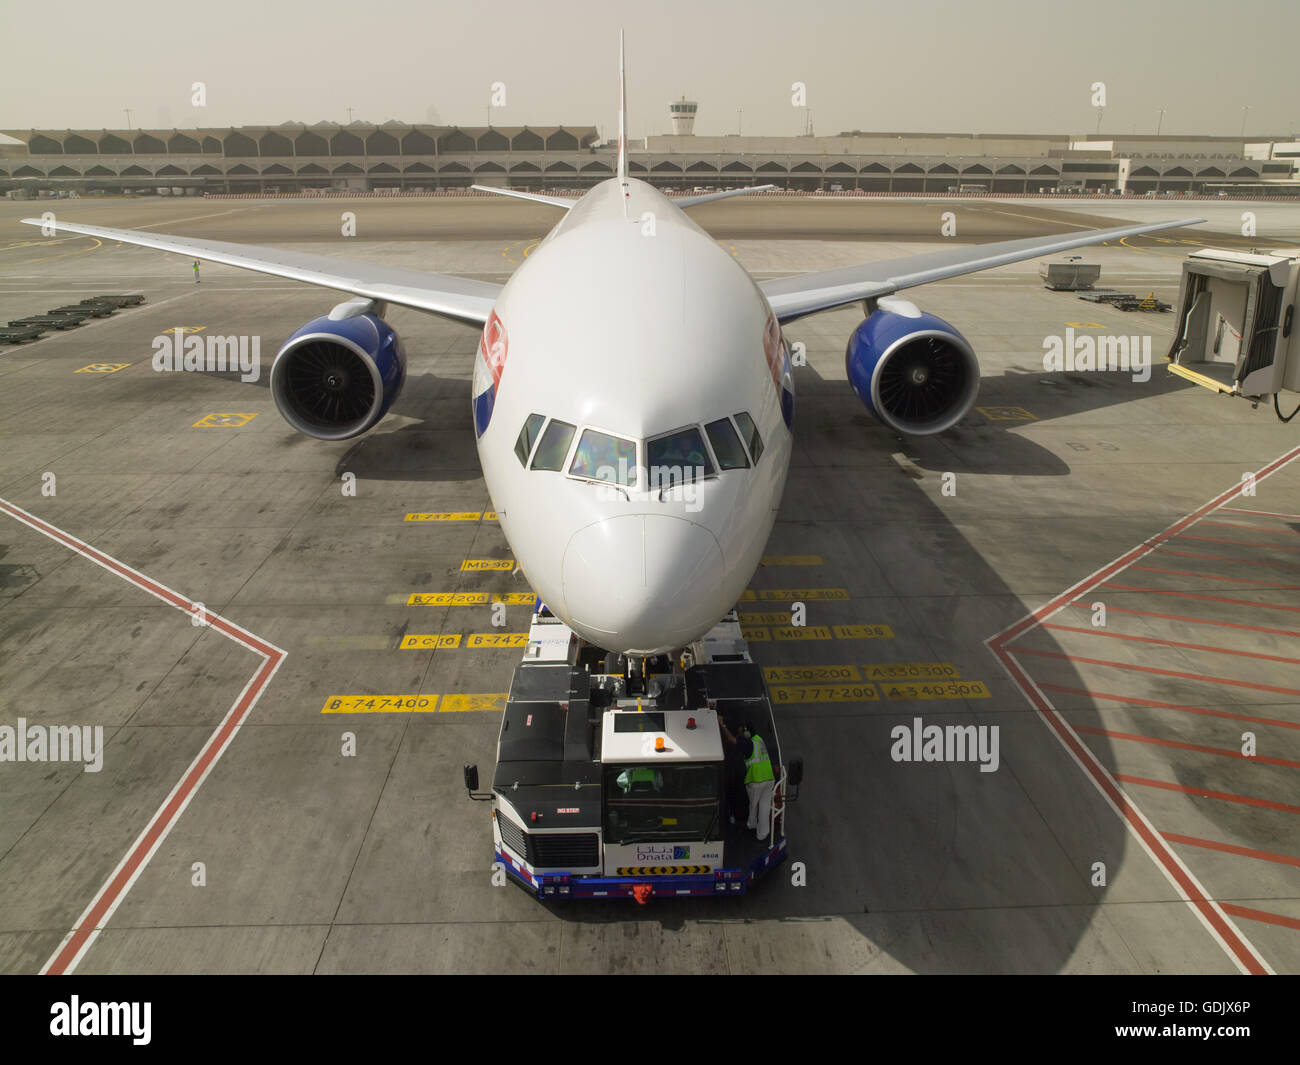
[2,0,1296,138]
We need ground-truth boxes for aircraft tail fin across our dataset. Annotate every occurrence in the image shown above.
[617,29,628,184]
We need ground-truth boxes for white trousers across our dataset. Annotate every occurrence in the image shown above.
[746,779,776,840]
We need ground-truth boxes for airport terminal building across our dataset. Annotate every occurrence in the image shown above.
[2,120,1296,197]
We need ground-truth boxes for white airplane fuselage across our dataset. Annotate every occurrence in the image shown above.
[474,178,793,655]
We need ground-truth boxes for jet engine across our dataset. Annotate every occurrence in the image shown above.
[270,300,406,440]
[845,297,979,435]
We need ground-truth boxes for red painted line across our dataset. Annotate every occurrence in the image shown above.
[985,443,1300,976]
[1178,534,1300,553]
[1163,833,1300,869]
[1157,547,1300,571]
[1221,508,1300,521]
[1008,646,1300,698]
[0,499,286,976]
[1115,774,1300,815]
[1064,600,1300,640]
[1129,565,1300,590]
[1075,726,1300,770]
[1100,583,1300,614]
[991,649,1271,974]
[1201,519,1300,535]
[1039,683,1300,732]
[1220,904,1300,932]
[1040,622,1300,666]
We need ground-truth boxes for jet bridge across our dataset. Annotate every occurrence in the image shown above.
[1166,248,1300,421]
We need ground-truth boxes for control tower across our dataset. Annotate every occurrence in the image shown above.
[670,97,698,135]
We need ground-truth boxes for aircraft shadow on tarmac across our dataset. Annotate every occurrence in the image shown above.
[504,382,1139,974]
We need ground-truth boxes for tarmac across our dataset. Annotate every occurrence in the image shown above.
[0,194,1297,973]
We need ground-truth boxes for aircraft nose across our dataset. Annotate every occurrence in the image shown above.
[562,514,725,653]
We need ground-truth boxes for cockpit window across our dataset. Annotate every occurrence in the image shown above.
[530,419,577,471]
[570,429,637,486]
[732,411,764,465]
[704,418,750,470]
[514,413,546,467]
[647,426,715,487]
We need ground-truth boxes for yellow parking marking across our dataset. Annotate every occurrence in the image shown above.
[863,662,961,681]
[764,665,862,683]
[168,325,206,334]
[322,694,439,713]
[881,681,991,700]
[405,511,487,522]
[761,554,824,566]
[740,626,770,641]
[833,624,895,639]
[399,634,463,649]
[745,587,850,601]
[740,611,797,625]
[193,412,258,428]
[321,692,507,713]
[460,559,514,571]
[466,632,528,648]
[1065,321,1105,329]
[408,592,535,606]
[772,626,833,641]
[976,406,1036,422]
[440,692,508,712]
[75,363,131,374]
[769,684,880,704]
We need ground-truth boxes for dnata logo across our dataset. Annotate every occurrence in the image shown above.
[673,846,690,860]
[50,997,151,1045]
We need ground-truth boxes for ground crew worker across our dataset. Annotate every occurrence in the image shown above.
[740,725,775,840]
[192,260,200,283]
[719,717,775,840]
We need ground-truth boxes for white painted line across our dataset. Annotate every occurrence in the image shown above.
[0,498,286,975]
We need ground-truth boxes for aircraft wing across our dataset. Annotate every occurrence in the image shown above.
[759,216,1205,322]
[19,217,501,326]
[674,185,778,208]
[469,185,577,209]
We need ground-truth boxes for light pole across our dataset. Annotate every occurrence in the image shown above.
[1240,106,1249,137]
[123,108,134,130]
[1156,108,1166,136]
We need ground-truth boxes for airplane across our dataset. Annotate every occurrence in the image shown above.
[22,34,1204,659]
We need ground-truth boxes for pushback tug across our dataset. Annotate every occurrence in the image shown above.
[464,604,802,901]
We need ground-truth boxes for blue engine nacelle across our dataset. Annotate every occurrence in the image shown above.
[270,307,405,440]
[845,298,980,435]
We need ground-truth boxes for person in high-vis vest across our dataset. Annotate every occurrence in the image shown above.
[719,717,776,841]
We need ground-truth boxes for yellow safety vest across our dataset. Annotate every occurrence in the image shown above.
[744,734,774,784]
